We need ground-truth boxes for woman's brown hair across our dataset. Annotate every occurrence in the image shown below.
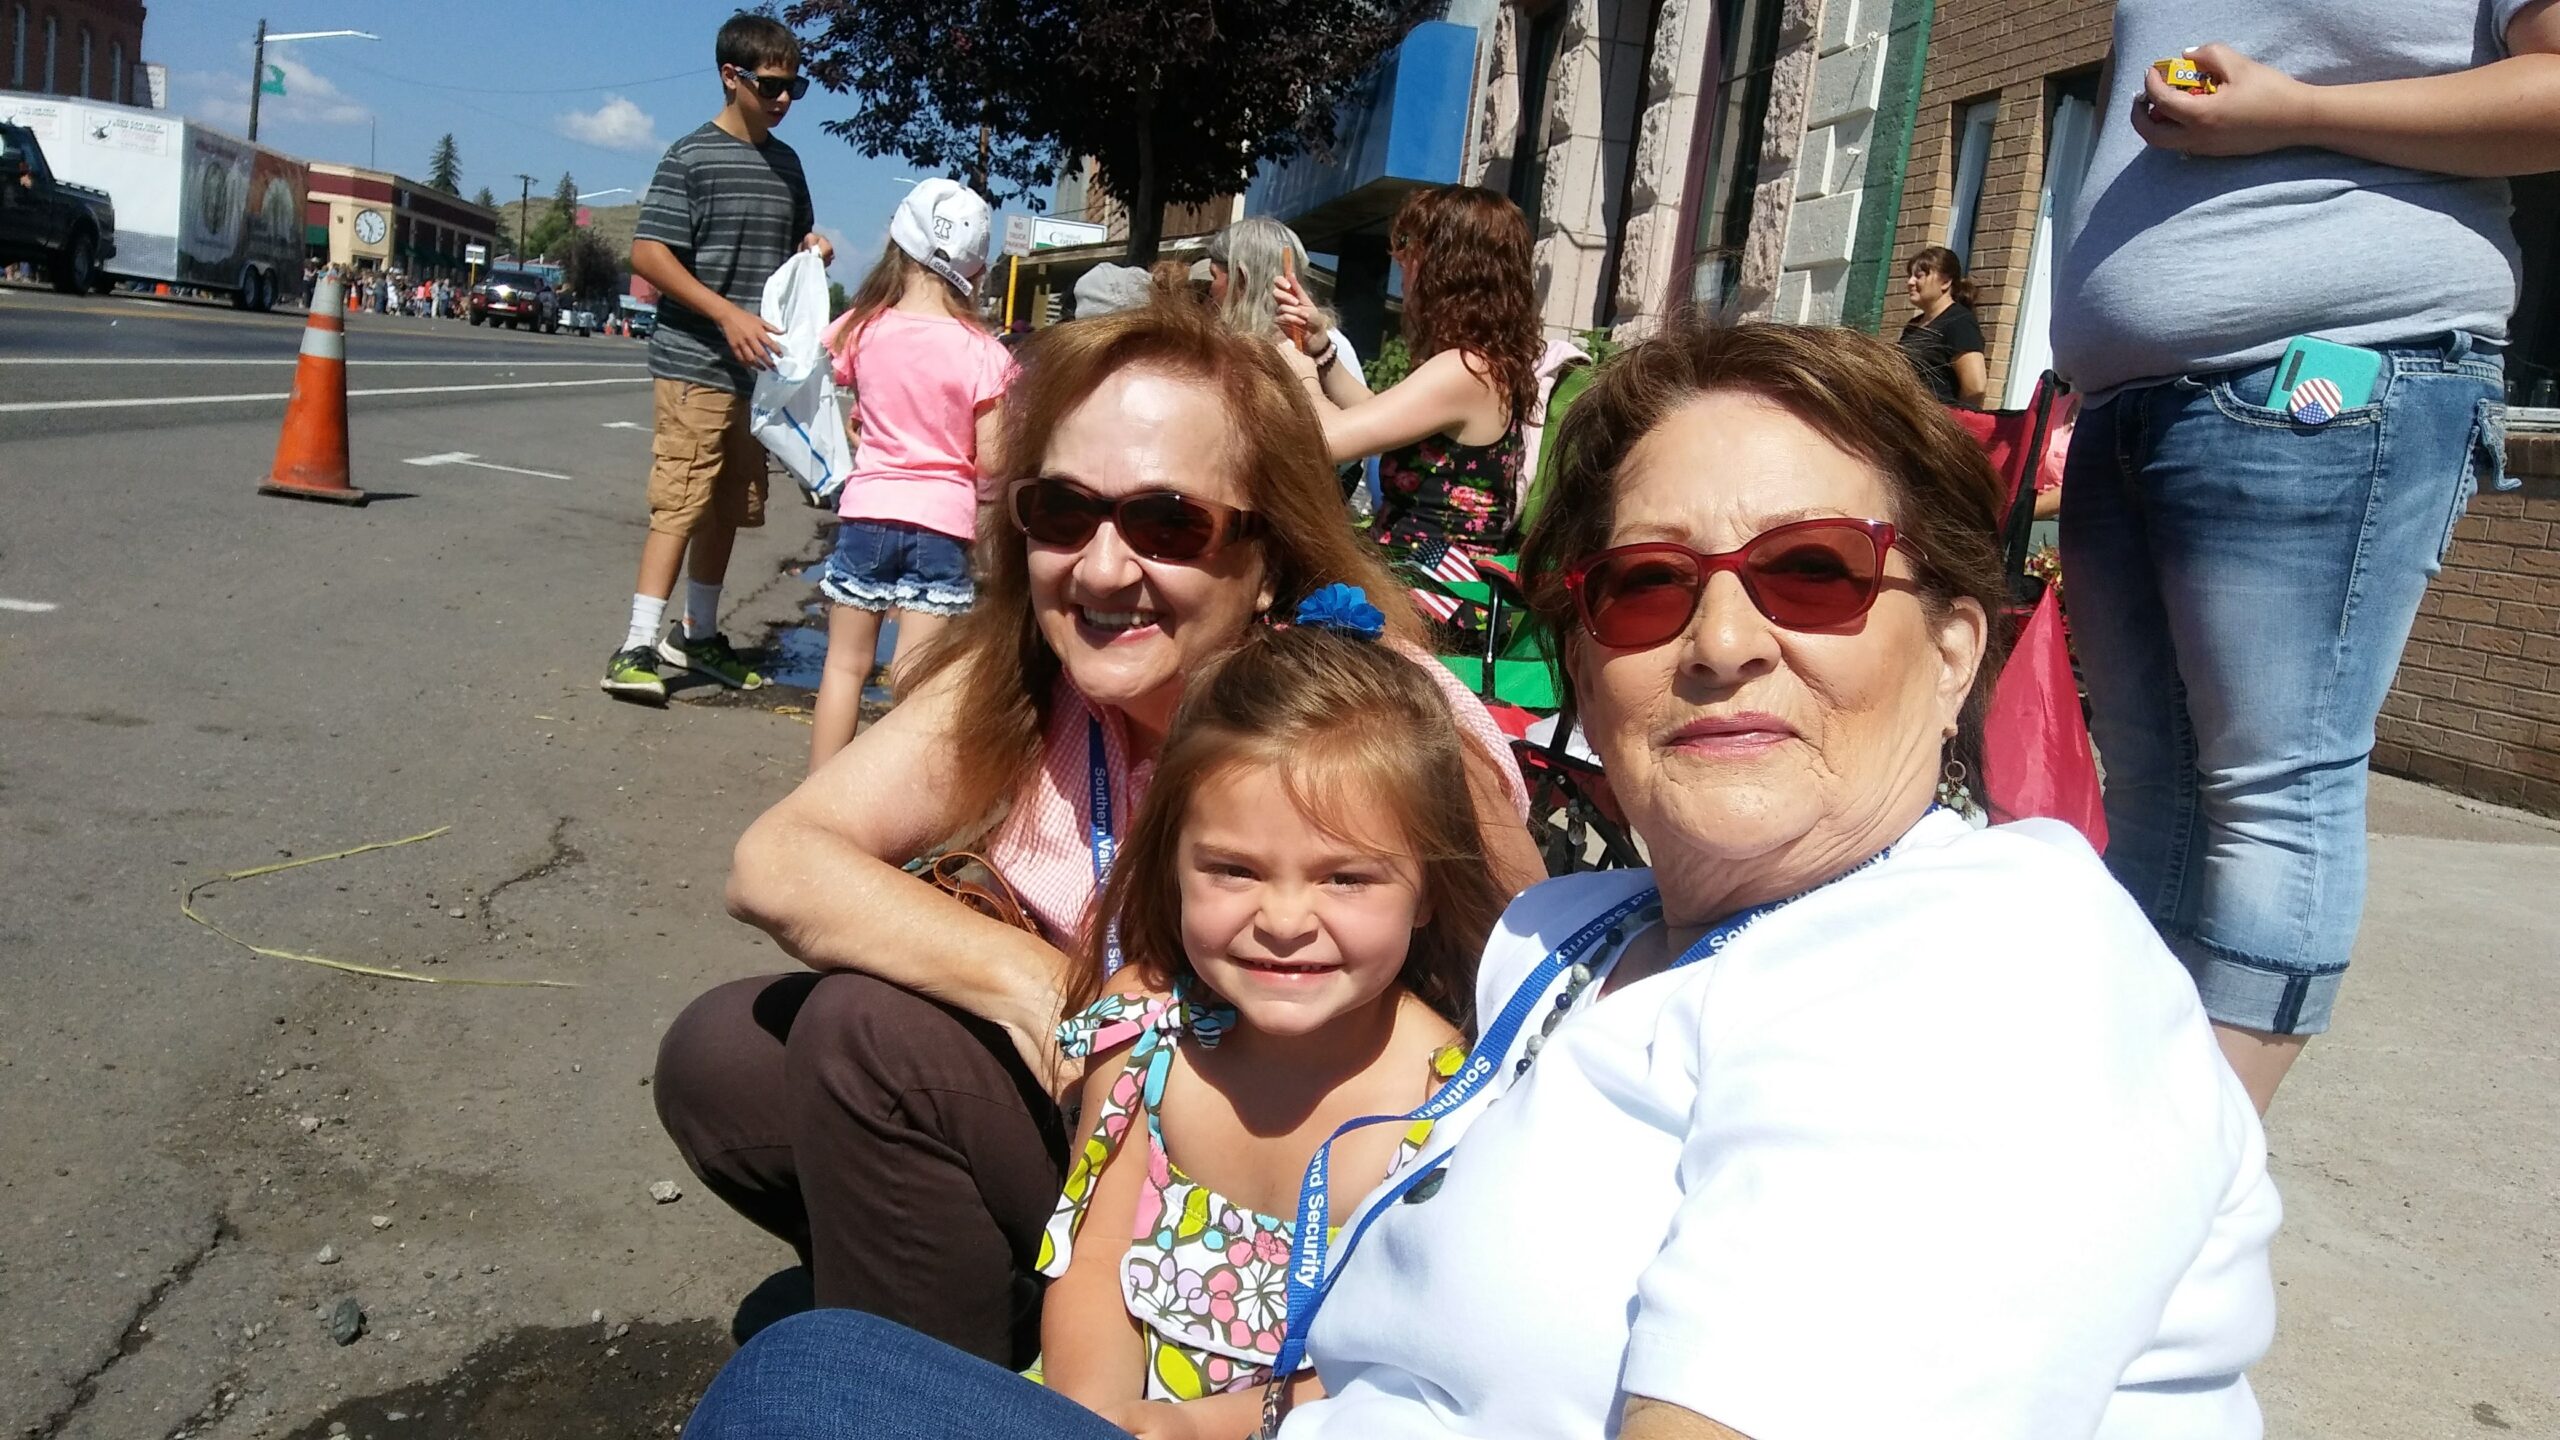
[1516,319,2011,784]
[1908,245,1980,310]
[1389,186,1541,430]
[902,299,1431,843]
[1069,623,1507,1028]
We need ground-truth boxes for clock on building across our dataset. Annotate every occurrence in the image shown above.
[354,209,387,246]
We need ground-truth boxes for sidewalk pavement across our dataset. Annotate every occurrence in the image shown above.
[2251,774,2559,1438]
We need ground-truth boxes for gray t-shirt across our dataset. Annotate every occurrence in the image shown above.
[2052,1,2533,400]
[636,122,815,395]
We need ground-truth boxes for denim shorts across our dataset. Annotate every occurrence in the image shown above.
[2061,333,2506,1036]
[816,519,975,616]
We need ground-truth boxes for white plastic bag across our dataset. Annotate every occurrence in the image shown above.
[750,250,854,505]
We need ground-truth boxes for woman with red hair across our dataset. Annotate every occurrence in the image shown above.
[1281,187,1543,587]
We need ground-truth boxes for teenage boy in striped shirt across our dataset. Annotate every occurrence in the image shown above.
[604,10,833,703]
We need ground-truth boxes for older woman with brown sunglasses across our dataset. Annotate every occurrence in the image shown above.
[651,299,1542,1370]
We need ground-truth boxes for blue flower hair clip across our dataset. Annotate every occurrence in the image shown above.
[1293,583,1386,641]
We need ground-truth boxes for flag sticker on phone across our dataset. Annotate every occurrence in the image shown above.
[2288,377,2345,426]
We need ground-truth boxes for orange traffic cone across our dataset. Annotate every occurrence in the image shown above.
[258,275,366,506]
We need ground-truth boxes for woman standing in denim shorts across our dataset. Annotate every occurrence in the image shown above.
[811,180,1014,771]
[2052,1,2560,1111]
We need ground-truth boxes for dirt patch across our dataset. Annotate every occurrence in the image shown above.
[281,1321,726,1440]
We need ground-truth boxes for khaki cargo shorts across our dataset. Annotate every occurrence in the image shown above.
[646,379,768,537]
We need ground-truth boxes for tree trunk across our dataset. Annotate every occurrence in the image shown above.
[1125,111,1164,267]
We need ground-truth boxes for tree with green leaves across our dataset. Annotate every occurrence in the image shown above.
[427,134,462,194]
[523,173,580,259]
[784,0,1434,264]
[472,185,497,210]
[558,226,622,301]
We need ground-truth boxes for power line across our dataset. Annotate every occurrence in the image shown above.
[336,60,704,96]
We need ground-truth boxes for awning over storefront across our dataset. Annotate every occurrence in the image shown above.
[1245,20,1476,250]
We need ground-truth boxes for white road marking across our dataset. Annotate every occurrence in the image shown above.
[0,358,645,367]
[0,376,651,414]
[0,597,61,613]
[600,421,648,431]
[404,451,573,481]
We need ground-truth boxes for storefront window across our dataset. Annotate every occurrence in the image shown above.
[1507,2,1569,239]
[1685,0,1783,309]
[2512,172,2559,410]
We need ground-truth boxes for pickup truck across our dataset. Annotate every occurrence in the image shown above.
[0,121,116,293]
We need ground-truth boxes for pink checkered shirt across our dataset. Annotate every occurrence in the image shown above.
[984,657,1532,952]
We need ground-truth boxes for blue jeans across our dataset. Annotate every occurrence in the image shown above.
[684,1310,1130,1440]
[2061,336,2507,1036]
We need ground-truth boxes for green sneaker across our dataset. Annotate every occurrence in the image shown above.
[658,628,767,690]
[601,644,668,704]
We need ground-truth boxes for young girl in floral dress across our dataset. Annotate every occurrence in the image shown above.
[1035,588,1509,1440]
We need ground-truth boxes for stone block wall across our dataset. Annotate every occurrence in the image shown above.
[1887,0,2110,386]
[1773,0,1893,322]
[2377,437,2560,816]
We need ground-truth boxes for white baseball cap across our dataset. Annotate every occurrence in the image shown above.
[891,179,993,296]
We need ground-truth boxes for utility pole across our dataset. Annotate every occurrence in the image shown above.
[515,173,534,263]
[248,19,267,141]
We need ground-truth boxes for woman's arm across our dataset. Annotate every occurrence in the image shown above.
[2136,8,2560,176]
[1466,739,1550,898]
[1039,1053,1152,1413]
[725,662,1078,1084]
[1315,344,1375,410]
[1301,349,1506,465]
[1622,1401,1750,1440]
[1952,351,1988,411]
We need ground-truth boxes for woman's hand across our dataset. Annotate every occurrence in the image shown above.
[1272,272,1327,356]
[2134,44,2314,158]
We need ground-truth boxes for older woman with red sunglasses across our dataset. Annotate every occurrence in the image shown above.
[650,299,1541,1369]
[1249,321,2280,1440]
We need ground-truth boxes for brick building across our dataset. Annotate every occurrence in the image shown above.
[306,163,500,281]
[3,0,144,106]
[1888,0,2109,405]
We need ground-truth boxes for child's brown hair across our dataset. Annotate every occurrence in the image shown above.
[1073,620,1509,1029]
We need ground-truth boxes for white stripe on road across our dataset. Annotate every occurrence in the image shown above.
[0,597,61,613]
[0,376,652,414]
[404,452,574,481]
[0,358,646,367]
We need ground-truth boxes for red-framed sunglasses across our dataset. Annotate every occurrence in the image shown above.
[1564,518,1921,649]
[1007,478,1265,563]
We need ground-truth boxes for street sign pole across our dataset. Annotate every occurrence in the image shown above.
[248,19,267,142]
[1004,255,1019,331]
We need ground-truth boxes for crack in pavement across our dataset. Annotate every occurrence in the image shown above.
[28,1213,231,1440]
[476,817,584,926]
[161,1366,245,1440]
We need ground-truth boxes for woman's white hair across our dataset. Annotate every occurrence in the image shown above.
[1205,216,1334,343]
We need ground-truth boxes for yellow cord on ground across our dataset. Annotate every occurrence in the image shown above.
[181,826,578,988]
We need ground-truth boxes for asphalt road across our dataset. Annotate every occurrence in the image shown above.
[2,280,2554,1439]
[1,281,823,1439]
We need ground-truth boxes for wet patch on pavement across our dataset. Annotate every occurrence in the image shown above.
[281,1320,727,1440]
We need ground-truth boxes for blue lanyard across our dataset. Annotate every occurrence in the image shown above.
[1268,834,1914,1379]
[1087,718,1121,974]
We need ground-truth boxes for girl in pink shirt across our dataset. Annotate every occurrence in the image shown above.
[811,181,1014,770]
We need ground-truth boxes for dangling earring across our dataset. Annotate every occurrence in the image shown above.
[1937,743,1980,821]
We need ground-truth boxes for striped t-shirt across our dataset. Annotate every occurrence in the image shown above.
[635,122,815,395]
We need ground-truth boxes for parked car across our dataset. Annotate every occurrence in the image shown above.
[0,122,117,294]
[468,269,559,332]
[623,304,657,339]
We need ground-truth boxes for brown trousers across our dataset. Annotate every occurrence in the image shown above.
[652,971,1069,1367]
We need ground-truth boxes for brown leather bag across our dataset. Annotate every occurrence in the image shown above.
[918,851,1042,936]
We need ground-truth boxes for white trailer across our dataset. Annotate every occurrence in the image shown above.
[0,90,308,311]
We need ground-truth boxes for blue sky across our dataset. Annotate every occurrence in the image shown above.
[159,0,1022,285]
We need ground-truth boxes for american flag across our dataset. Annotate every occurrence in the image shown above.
[2288,377,2344,426]
[1410,586,1464,624]
[1421,538,1482,586]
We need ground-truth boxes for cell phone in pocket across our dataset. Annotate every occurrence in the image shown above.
[2270,337,2384,422]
